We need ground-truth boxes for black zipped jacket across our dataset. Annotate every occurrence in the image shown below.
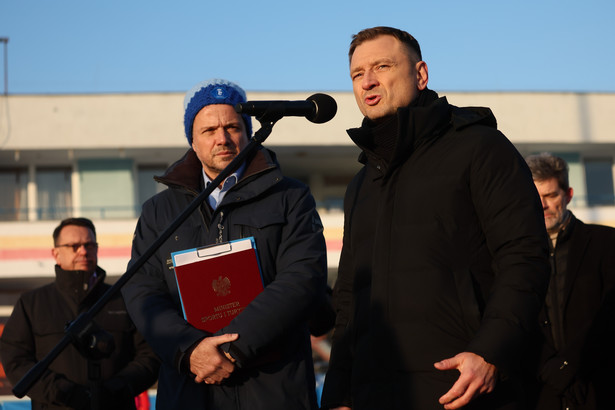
[322,90,550,409]
[121,147,327,410]
[1,266,160,409]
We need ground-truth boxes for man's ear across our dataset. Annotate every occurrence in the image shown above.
[416,61,429,90]
[565,187,574,204]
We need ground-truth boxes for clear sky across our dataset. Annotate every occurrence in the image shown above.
[1,0,614,95]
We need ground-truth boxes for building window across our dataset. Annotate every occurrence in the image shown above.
[0,168,28,221]
[584,158,615,206]
[79,159,135,219]
[137,165,167,207]
[36,167,72,220]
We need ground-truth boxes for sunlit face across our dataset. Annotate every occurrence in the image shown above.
[534,177,573,234]
[52,225,98,272]
[191,104,249,181]
[349,35,428,122]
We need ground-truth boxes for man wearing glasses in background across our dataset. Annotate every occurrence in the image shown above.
[0,217,159,410]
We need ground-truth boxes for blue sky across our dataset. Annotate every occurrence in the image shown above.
[1,0,614,94]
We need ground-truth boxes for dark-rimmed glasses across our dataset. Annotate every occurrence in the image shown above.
[55,242,98,252]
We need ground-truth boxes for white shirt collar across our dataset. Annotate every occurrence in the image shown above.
[202,163,246,209]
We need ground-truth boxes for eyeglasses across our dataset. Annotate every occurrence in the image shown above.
[55,242,98,252]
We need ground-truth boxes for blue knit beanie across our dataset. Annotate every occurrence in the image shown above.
[183,79,253,145]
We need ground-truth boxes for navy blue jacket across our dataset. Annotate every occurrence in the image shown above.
[122,148,327,409]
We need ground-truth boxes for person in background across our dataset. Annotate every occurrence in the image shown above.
[121,78,328,409]
[321,26,550,410]
[0,217,159,410]
[525,152,615,410]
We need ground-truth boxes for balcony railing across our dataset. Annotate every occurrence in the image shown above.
[1,194,614,222]
[0,205,141,221]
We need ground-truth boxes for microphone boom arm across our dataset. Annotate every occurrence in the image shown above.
[11,119,278,399]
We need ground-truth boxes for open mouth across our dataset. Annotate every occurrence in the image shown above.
[365,94,381,106]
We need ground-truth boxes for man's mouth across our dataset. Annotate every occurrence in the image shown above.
[75,260,94,268]
[216,150,236,158]
[365,94,381,106]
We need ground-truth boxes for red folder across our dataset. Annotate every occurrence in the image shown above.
[171,237,264,333]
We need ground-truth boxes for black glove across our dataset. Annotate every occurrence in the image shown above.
[90,379,134,410]
[58,382,91,410]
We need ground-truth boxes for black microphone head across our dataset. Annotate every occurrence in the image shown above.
[306,93,337,124]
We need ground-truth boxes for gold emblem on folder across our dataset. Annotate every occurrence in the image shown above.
[212,275,231,297]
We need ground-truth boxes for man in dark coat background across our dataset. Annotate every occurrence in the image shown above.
[525,153,615,410]
[0,217,160,410]
[320,26,550,410]
[121,78,328,409]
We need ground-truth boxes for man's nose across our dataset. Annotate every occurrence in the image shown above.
[214,129,231,144]
[362,70,378,90]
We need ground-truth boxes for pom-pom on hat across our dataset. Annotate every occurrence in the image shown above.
[183,78,253,145]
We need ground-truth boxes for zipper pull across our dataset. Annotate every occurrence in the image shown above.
[216,211,225,244]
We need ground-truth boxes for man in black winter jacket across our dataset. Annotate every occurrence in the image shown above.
[526,153,615,410]
[0,217,160,410]
[321,27,550,410]
[121,79,328,410]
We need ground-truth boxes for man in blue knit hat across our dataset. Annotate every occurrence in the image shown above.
[122,79,328,409]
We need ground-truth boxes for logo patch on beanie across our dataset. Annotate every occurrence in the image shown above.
[211,86,229,100]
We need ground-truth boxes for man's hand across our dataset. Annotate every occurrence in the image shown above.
[189,333,239,384]
[331,407,352,410]
[434,352,497,409]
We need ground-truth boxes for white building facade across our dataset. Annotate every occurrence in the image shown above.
[1,90,615,299]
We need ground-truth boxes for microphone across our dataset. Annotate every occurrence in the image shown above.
[235,93,337,123]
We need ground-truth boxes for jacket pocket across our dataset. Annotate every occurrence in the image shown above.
[231,211,286,230]
[230,211,286,241]
[230,211,286,284]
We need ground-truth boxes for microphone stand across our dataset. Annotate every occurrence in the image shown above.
[12,114,282,399]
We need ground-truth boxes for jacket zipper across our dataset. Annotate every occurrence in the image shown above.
[216,211,225,244]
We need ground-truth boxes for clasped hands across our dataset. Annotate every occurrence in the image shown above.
[189,333,239,385]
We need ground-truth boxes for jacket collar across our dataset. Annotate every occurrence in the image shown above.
[155,147,278,193]
[348,88,498,177]
[553,210,575,246]
[54,265,107,307]
[348,89,450,175]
